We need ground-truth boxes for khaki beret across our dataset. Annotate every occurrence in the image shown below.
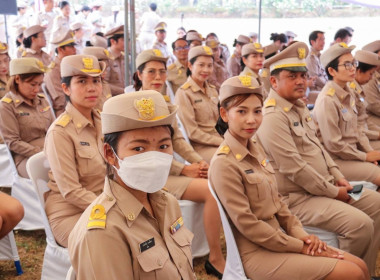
[285,31,297,38]
[0,42,9,54]
[354,50,380,66]
[362,40,380,53]
[70,21,83,31]
[263,43,279,58]
[186,31,203,42]
[101,90,177,134]
[10,58,45,76]
[90,35,108,49]
[154,22,167,32]
[24,25,46,38]
[104,25,124,38]
[205,38,219,49]
[242,43,264,56]
[321,42,355,68]
[83,47,112,61]
[61,54,106,77]
[236,35,251,44]
[136,49,168,69]
[16,26,26,38]
[264,41,309,72]
[188,45,213,61]
[219,75,262,104]
[51,30,76,47]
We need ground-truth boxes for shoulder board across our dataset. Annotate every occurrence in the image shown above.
[181,82,191,90]
[217,145,230,156]
[55,113,72,127]
[37,93,45,98]
[48,61,56,69]
[1,97,12,104]
[209,84,216,88]
[260,69,268,78]
[231,53,235,58]
[162,187,169,192]
[264,98,276,108]
[87,204,107,230]
[168,63,176,70]
[163,95,170,102]
[326,88,335,97]
[21,51,26,57]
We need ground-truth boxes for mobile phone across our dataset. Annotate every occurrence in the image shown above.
[348,184,363,194]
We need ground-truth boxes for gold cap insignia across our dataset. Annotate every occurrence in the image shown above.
[239,75,253,87]
[203,46,213,55]
[153,49,163,57]
[134,97,155,120]
[82,57,94,70]
[0,43,6,50]
[298,48,306,59]
[339,42,348,48]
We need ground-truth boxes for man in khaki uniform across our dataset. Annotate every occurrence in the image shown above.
[206,38,229,91]
[69,91,196,280]
[22,25,52,66]
[227,34,251,76]
[152,22,175,66]
[306,30,328,92]
[34,0,57,55]
[167,38,188,95]
[44,30,77,117]
[362,40,380,130]
[256,41,380,276]
[104,25,125,96]
[313,43,380,189]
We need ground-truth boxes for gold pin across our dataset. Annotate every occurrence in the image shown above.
[235,154,242,160]
[77,123,82,128]
[127,213,135,221]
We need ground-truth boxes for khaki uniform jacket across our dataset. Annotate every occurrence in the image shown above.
[226,50,241,77]
[210,130,308,256]
[0,78,8,99]
[305,47,328,92]
[313,81,373,161]
[152,41,176,66]
[35,10,57,45]
[95,81,112,111]
[0,91,53,167]
[44,102,105,224]
[363,71,380,129]
[69,178,196,280]
[44,57,66,117]
[174,77,223,149]
[22,48,52,67]
[167,60,187,95]
[16,46,24,58]
[105,48,125,95]
[208,59,229,91]
[256,89,341,205]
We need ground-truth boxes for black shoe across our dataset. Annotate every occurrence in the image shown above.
[371,277,380,280]
[204,260,223,279]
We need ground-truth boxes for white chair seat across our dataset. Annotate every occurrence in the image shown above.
[0,144,14,187]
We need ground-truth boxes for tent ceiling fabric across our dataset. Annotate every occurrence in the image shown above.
[340,0,380,8]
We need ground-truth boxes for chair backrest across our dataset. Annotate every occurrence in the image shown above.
[165,80,176,104]
[26,152,56,244]
[208,181,249,280]
[65,266,76,280]
[41,83,57,120]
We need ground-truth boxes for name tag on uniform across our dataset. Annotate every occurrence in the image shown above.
[113,64,119,68]
[194,99,203,103]
[245,169,254,174]
[139,237,155,253]
[19,112,29,116]
[80,141,90,146]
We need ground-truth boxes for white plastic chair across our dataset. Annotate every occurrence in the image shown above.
[4,145,44,230]
[41,83,58,119]
[208,181,249,280]
[0,231,23,276]
[179,200,210,258]
[303,226,339,248]
[26,152,71,280]
[0,144,14,187]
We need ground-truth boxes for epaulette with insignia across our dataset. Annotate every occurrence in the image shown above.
[1,97,12,104]
[168,64,176,70]
[162,187,169,192]
[231,53,236,58]
[326,88,335,97]
[209,84,216,88]
[48,61,56,69]
[349,82,356,90]
[217,145,230,155]
[87,204,107,230]
[264,98,276,108]
[163,95,170,102]
[181,82,191,90]
[260,69,268,78]
[21,51,26,57]
[55,114,72,127]
[37,93,45,98]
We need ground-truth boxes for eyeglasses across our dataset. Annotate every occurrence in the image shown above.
[174,46,189,51]
[143,69,167,77]
[338,60,358,70]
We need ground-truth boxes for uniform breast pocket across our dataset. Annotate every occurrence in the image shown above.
[76,147,98,176]
[170,226,194,268]
[245,173,266,200]
[341,112,353,133]
[137,244,170,276]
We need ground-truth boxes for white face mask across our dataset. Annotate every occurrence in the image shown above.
[113,150,173,193]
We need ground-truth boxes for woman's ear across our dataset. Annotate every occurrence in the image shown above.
[14,75,20,85]
[104,143,118,169]
[137,70,143,81]
[327,66,337,78]
[61,82,70,96]
[188,61,193,72]
[220,106,228,123]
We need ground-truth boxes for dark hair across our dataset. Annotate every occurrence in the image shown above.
[270,68,284,77]
[325,56,340,80]
[240,54,250,69]
[149,3,157,11]
[233,39,246,48]
[206,32,218,40]
[59,1,69,9]
[9,73,43,93]
[81,5,90,11]
[16,33,23,47]
[85,41,93,47]
[270,33,287,44]
[107,34,124,47]
[357,61,377,73]
[334,28,352,41]
[23,34,38,48]
[308,30,324,45]
[132,63,146,91]
[177,27,186,33]
[171,38,187,51]
[61,76,73,101]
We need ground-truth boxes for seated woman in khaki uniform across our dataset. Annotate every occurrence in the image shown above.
[131,49,225,277]
[44,54,107,247]
[313,43,380,188]
[69,91,196,280]
[175,46,223,163]
[0,57,54,178]
[210,76,369,280]
[0,42,10,99]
